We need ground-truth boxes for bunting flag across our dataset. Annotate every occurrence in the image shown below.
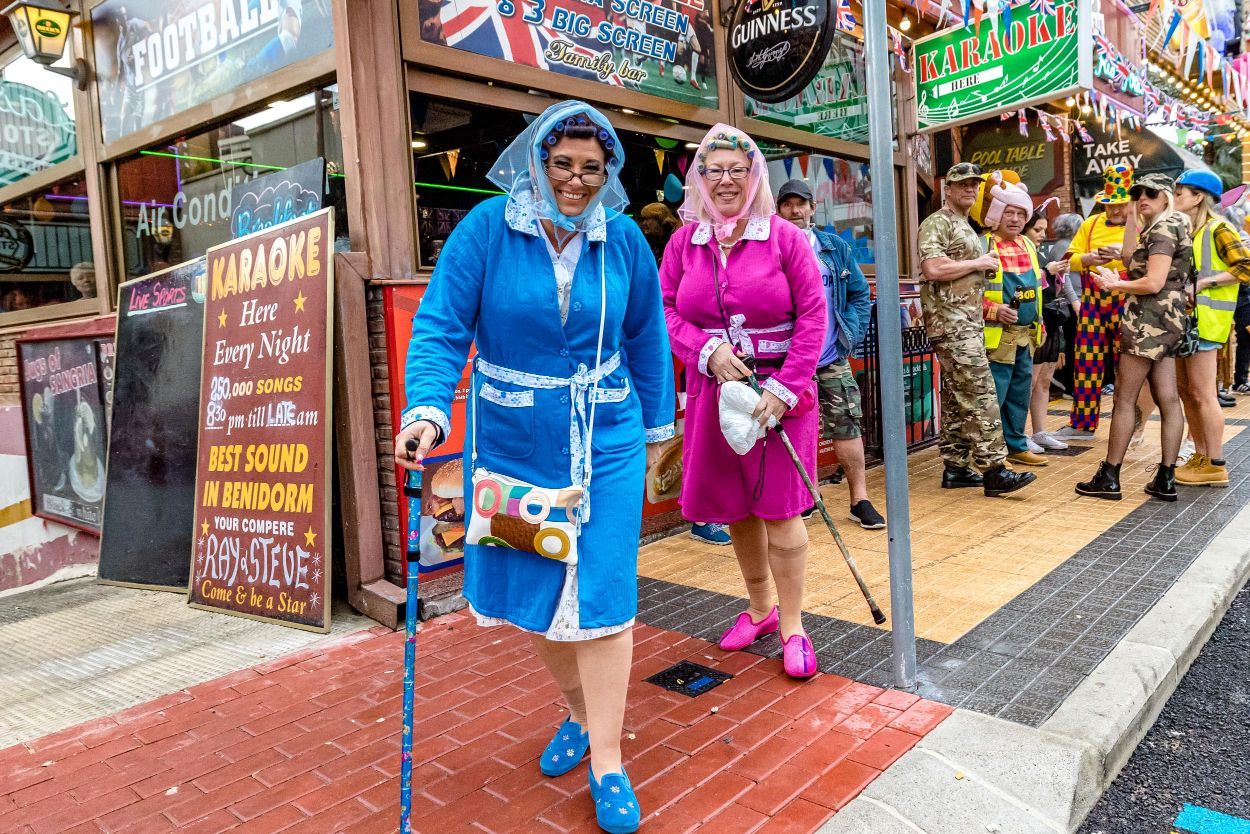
[962,0,971,27]
[1197,38,1205,82]
[1077,121,1093,143]
[835,0,856,30]
[1000,0,1013,48]
[446,148,460,178]
[654,148,665,172]
[1039,114,1057,142]
[972,0,984,33]
[1184,28,1198,77]
[937,0,952,28]
[1018,108,1029,137]
[1028,0,1055,14]
[1162,9,1182,48]
[1144,0,1161,25]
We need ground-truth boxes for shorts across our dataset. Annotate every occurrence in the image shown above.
[1198,338,1224,352]
[816,360,863,441]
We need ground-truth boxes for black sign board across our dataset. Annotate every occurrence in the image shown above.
[18,336,111,532]
[97,260,207,591]
[727,0,836,104]
[229,158,326,240]
[1072,122,1184,202]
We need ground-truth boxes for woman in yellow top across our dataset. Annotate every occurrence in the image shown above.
[1172,171,1250,486]
[1052,165,1133,442]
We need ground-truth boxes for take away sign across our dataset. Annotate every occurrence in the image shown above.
[912,0,1093,133]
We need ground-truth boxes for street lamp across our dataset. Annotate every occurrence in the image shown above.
[3,1,87,90]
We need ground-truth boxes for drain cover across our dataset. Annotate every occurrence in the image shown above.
[645,661,732,698]
[1043,445,1091,457]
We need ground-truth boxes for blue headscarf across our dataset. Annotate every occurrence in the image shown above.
[488,100,629,234]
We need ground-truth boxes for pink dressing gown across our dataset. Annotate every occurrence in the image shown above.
[661,215,827,522]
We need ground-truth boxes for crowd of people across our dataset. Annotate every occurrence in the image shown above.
[922,161,1250,502]
[389,97,1249,833]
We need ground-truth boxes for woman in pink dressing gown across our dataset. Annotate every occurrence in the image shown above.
[660,125,826,679]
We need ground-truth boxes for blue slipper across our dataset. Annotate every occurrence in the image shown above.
[539,716,589,777]
[589,766,641,834]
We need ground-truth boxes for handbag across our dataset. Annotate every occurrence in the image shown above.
[462,247,608,565]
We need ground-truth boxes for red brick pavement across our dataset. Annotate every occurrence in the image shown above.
[0,613,952,833]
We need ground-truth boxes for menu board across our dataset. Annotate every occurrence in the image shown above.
[18,337,111,532]
[187,209,334,631]
[97,260,206,591]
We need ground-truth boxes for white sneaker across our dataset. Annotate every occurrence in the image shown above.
[1178,438,1196,464]
[1026,437,1045,454]
[1051,425,1096,442]
[1033,432,1069,451]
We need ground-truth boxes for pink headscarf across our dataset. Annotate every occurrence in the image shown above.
[678,124,775,242]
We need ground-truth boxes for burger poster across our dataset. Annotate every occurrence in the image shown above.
[383,285,473,577]
[187,208,334,632]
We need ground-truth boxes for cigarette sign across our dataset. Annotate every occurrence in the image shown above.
[912,0,1092,132]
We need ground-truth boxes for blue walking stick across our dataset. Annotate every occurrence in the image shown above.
[400,440,421,833]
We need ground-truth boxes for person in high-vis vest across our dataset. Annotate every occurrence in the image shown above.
[1172,170,1250,486]
[979,178,1048,468]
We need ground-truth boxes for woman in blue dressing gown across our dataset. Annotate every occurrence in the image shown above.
[395,100,674,833]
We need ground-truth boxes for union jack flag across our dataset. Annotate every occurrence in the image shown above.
[437,0,626,86]
[1092,31,1114,59]
[1028,0,1056,14]
[835,0,856,30]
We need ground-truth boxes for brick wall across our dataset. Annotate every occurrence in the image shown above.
[0,337,18,406]
[367,286,403,584]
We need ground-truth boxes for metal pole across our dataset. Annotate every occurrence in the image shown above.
[862,2,918,689]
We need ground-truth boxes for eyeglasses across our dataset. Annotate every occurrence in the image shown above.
[546,165,607,187]
[700,166,751,182]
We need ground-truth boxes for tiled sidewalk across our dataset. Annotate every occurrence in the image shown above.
[0,612,951,834]
[638,400,1250,726]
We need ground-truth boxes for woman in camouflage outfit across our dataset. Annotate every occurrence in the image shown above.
[1076,173,1195,502]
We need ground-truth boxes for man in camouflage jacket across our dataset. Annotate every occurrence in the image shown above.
[917,163,1036,497]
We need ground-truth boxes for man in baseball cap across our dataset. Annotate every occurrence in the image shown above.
[916,163,1035,497]
[776,179,884,528]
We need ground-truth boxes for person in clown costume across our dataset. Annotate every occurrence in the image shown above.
[1053,164,1135,442]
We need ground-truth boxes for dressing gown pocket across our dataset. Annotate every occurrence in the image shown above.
[589,381,642,454]
[477,383,536,459]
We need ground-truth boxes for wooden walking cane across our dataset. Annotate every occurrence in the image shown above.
[742,367,887,625]
[399,442,420,833]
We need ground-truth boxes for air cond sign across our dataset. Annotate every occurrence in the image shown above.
[912,0,1093,133]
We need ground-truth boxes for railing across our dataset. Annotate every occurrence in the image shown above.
[856,303,939,461]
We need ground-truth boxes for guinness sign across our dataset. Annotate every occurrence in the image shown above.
[727,0,835,104]
[0,218,34,273]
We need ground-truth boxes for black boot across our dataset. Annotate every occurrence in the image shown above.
[983,465,1036,497]
[942,464,983,489]
[1145,464,1178,502]
[1075,461,1122,500]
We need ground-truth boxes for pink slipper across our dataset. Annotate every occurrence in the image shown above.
[782,633,818,679]
[719,606,779,651]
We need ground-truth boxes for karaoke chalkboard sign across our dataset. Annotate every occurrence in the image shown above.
[18,335,111,532]
[188,209,334,631]
[229,158,326,240]
[97,259,206,591]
